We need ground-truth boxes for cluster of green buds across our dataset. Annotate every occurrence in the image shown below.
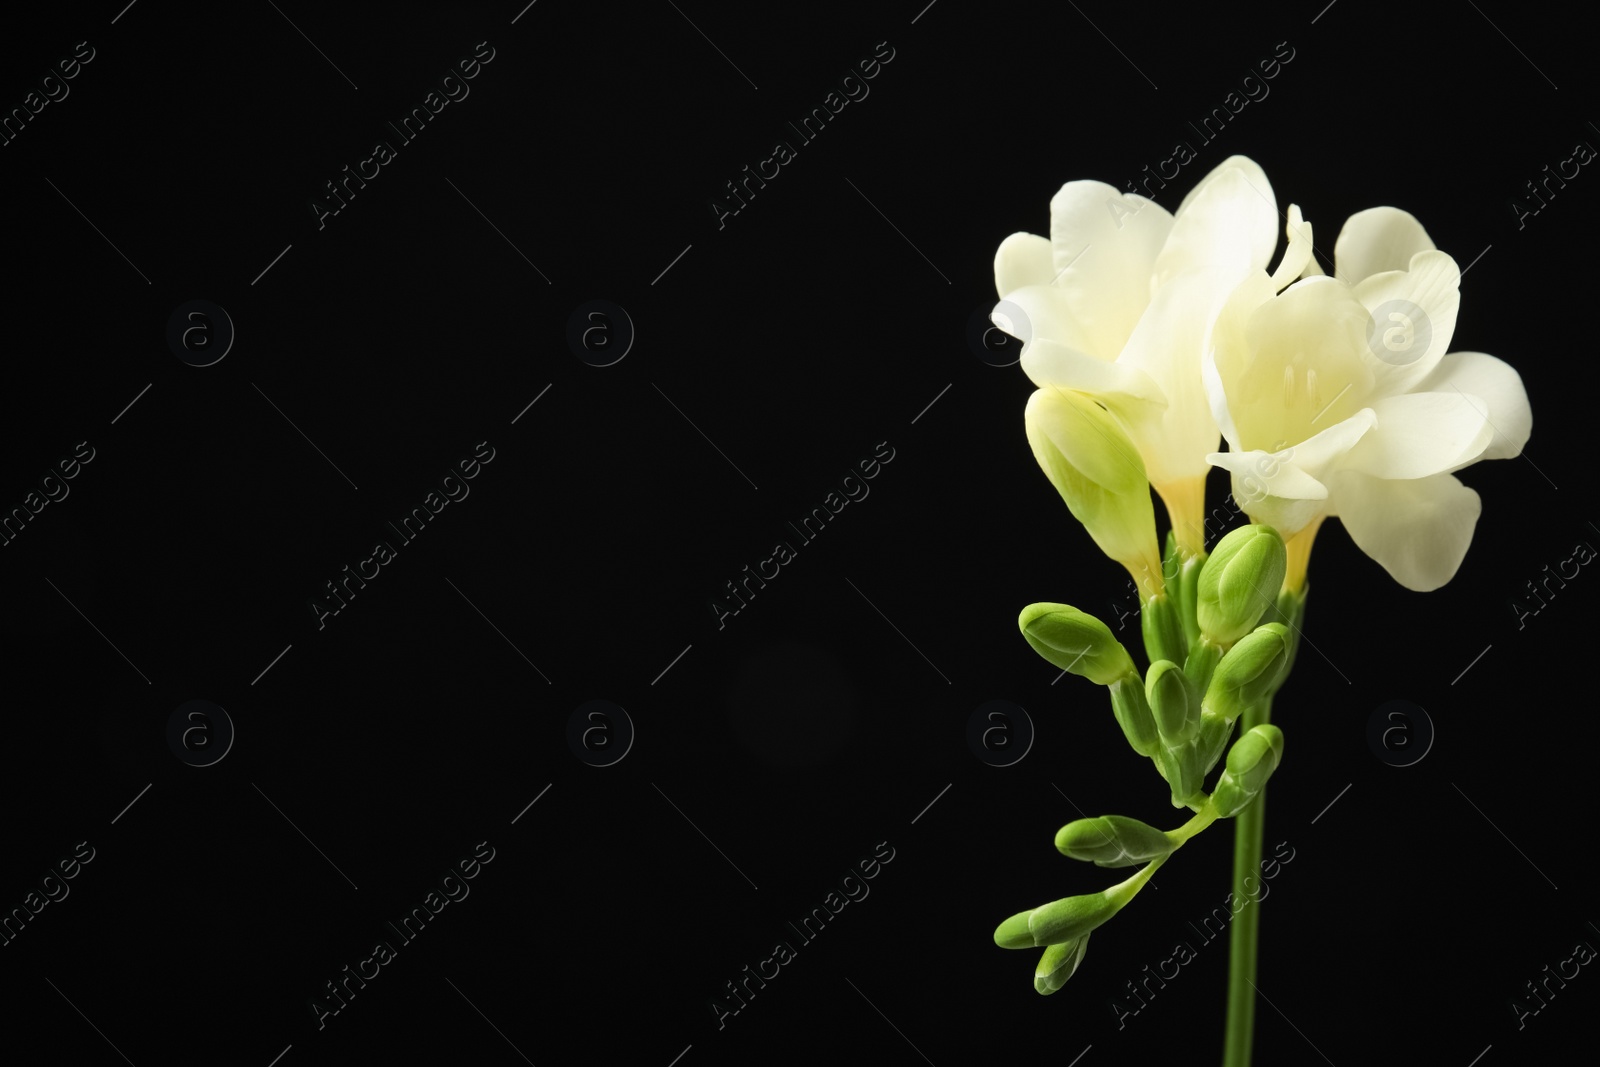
[995,523,1303,993]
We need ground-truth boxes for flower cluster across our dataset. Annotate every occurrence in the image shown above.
[995,155,1532,594]
[988,157,1531,1003]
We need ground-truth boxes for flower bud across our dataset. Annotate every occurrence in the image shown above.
[1109,675,1160,757]
[1197,524,1287,646]
[1019,603,1136,685]
[1055,815,1174,867]
[1161,738,1207,808]
[1035,936,1091,995]
[1146,660,1200,744]
[1141,591,1188,666]
[1026,890,1125,946]
[1202,623,1291,723]
[1211,724,1285,819]
[1025,387,1162,589]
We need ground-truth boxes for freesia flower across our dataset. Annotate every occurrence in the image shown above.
[1203,206,1533,592]
[994,156,1281,557]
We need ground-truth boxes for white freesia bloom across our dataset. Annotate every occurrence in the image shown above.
[1203,206,1533,592]
[994,156,1280,555]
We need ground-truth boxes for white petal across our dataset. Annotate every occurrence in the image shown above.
[1269,205,1313,292]
[1116,267,1231,485]
[1413,351,1532,460]
[1353,250,1461,395]
[1203,271,1279,453]
[994,232,1054,297]
[1021,337,1167,407]
[1328,470,1482,591]
[1048,181,1175,361]
[1207,450,1329,537]
[993,285,1096,356]
[1341,391,1494,479]
[1153,163,1279,290]
[1334,206,1436,285]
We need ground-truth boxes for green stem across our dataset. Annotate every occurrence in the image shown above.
[1222,697,1272,1067]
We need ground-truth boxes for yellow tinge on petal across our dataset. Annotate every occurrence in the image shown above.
[1025,387,1163,597]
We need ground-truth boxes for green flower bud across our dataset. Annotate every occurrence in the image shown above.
[1141,591,1188,667]
[994,909,1038,949]
[1177,550,1206,650]
[1035,936,1091,995]
[1109,675,1160,757]
[1211,724,1285,819]
[1027,890,1125,946]
[1146,660,1200,744]
[1183,634,1225,695]
[1196,709,1235,774]
[1019,603,1136,685]
[1202,623,1291,723]
[1024,387,1162,587]
[1161,738,1206,808]
[1055,815,1174,867]
[1196,524,1288,646]
[1259,587,1306,697]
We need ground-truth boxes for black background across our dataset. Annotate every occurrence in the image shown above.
[1,1,1595,1064]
